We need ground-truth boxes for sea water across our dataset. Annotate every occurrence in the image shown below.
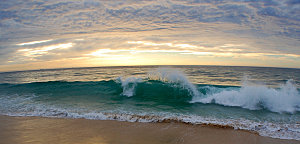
[0,66,299,140]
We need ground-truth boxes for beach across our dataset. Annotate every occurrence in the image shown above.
[0,115,299,144]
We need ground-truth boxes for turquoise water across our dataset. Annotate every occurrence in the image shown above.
[0,66,299,140]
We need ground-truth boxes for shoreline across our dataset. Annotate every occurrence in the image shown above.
[0,115,299,144]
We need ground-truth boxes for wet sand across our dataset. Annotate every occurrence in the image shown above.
[0,115,299,144]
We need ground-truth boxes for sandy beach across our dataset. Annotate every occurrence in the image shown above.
[0,115,299,144]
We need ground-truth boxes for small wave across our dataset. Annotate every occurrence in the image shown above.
[191,79,300,113]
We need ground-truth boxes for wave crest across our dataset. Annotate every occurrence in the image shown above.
[116,77,142,97]
[117,68,200,98]
[147,68,200,97]
[191,79,300,113]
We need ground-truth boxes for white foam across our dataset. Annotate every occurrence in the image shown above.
[116,76,142,97]
[2,107,300,140]
[147,68,200,97]
[191,79,300,113]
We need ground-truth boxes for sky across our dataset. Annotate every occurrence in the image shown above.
[0,0,300,72]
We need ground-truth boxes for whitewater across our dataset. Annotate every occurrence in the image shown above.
[0,66,299,140]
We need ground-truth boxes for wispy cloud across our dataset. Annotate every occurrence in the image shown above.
[127,41,199,49]
[16,39,53,46]
[18,43,73,57]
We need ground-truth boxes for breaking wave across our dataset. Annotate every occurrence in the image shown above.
[191,79,300,113]
[117,68,300,113]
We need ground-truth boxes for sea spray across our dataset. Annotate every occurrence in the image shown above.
[116,77,142,97]
[147,68,200,97]
[191,79,300,113]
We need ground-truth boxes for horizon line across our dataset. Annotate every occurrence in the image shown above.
[1,64,299,73]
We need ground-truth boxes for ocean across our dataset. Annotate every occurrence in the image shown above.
[0,65,299,140]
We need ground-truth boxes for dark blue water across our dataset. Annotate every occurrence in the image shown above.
[0,66,299,140]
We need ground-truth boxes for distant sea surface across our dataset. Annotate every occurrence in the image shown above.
[0,66,299,140]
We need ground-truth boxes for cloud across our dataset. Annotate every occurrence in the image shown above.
[127,41,199,49]
[16,39,53,46]
[286,0,300,5]
[18,43,73,57]
[0,0,299,70]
